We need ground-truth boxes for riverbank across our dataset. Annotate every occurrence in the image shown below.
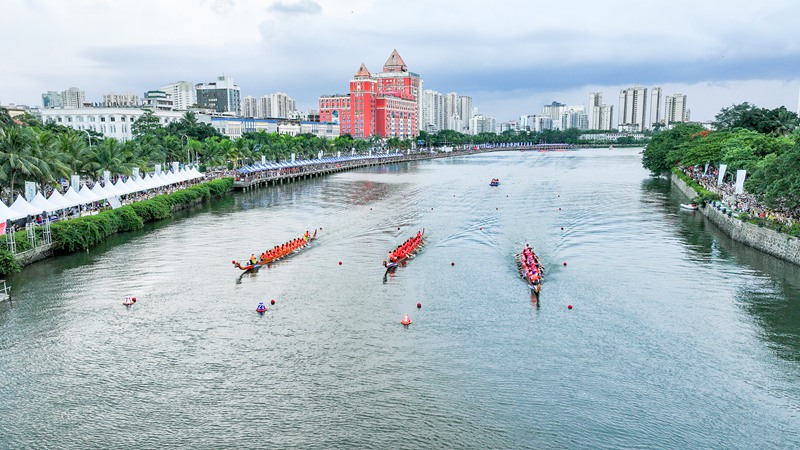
[671,173,800,266]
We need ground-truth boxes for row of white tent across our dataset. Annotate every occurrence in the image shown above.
[0,167,205,223]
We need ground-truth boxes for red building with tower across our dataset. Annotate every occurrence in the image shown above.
[319,50,420,139]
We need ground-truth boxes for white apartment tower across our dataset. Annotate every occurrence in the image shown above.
[542,102,567,130]
[444,92,459,131]
[421,89,446,133]
[665,94,689,124]
[62,87,86,109]
[458,95,474,131]
[241,96,258,118]
[160,81,195,111]
[618,85,648,131]
[649,87,663,129]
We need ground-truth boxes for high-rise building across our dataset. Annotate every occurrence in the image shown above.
[41,91,63,108]
[665,94,689,124]
[649,87,663,129]
[260,92,296,119]
[62,87,86,109]
[103,92,140,107]
[562,106,588,130]
[618,85,648,131]
[241,96,258,118]
[196,75,241,115]
[588,92,602,129]
[542,102,567,130]
[318,50,419,139]
[421,89,446,133]
[444,92,459,131]
[159,81,195,111]
[458,96,473,131]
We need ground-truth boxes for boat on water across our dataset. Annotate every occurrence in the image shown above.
[256,302,267,313]
[489,178,500,186]
[122,295,136,306]
[401,313,412,325]
[680,203,698,211]
[515,244,544,298]
[383,230,425,271]
[233,229,318,271]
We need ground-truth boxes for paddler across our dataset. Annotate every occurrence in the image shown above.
[304,230,310,241]
[249,254,258,265]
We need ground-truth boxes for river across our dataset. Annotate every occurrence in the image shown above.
[1,148,798,448]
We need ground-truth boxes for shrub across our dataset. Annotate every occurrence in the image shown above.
[0,249,21,275]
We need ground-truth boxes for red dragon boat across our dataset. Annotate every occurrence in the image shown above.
[233,229,318,271]
[515,244,544,299]
[383,229,425,272]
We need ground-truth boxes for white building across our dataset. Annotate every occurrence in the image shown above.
[159,81,195,111]
[649,87,663,129]
[142,91,174,111]
[529,115,553,132]
[210,117,339,140]
[103,92,140,107]
[41,91,63,108]
[665,94,689,123]
[62,87,86,109]
[562,106,588,130]
[420,89,446,133]
[542,102,567,130]
[241,96,258,118]
[444,92,459,131]
[458,95,473,131]
[39,107,187,141]
[618,85,648,132]
[468,114,496,134]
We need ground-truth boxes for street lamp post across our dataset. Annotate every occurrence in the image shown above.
[84,130,93,149]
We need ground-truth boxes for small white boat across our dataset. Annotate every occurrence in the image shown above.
[680,203,698,211]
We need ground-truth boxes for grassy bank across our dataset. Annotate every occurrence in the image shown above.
[0,178,233,275]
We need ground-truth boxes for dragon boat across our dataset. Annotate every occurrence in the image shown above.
[515,244,544,299]
[383,229,425,272]
[233,229,318,271]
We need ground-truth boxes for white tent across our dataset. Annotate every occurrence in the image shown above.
[123,176,142,194]
[103,180,125,196]
[113,178,131,195]
[48,190,80,209]
[0,200,26,222]
[90,182,114,200]
[79,184,106,203]
[10,195,44,217]
[133,176,151,192]
[29,192,63,214]
[63,187,94,206]
[156,172,174,186]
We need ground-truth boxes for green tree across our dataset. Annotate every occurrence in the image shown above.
[641,123,705,175]
[0,127,44,198]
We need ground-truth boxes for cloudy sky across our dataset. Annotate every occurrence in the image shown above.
[2,0,799,123]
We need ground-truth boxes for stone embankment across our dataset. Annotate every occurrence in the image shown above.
[671,173,800,266]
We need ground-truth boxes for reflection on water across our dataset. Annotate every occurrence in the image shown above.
[1,148,798,448]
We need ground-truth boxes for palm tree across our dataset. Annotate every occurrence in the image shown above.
[87,138,129,177]
[30,129,70,191]
[0,126,44,199]
[55,132,91,177]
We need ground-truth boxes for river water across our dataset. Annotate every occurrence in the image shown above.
[1,148,799,448]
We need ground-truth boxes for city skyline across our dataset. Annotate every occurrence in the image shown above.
[2,0,799,123]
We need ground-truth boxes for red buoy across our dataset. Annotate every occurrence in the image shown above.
[231,260,235,264]
[561,227,564,230]
[270,299,275,305]
[397,227,400,230]
[338,261,343,265]
[479,227,483,230]
[563,262,567,266]
[451,262,455,266]
[417,303,421,308]
[568,304,573,310]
